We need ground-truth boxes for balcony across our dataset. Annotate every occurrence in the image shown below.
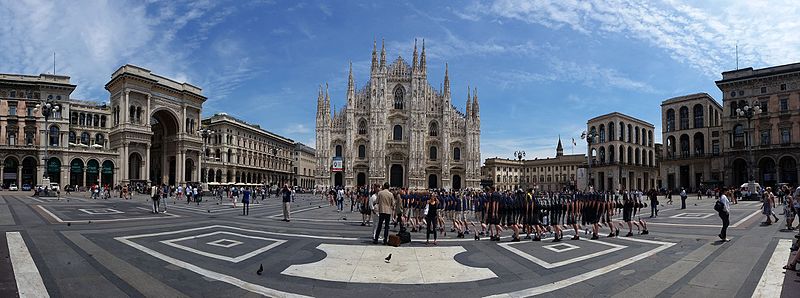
[663,153,717,161]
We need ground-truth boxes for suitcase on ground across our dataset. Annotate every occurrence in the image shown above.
[388,234,401,247]
[398,230,411,244]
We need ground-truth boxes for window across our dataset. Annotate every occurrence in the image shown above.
[100,116,107,127]
[393,86,404,109]
[358,145,366,159]
[453,147,461,161]
[781,128,791,145]
[9,103,17,116]
[679,106,689,130]
[693,104,704,128]
[730,101,738,117]
[80,132,90,145]
[358,119,367,135]
[760,101,768,113]
[95,134,104,146]
[49,126,60,146]
[429,122,438,137]
[392,125,403,141]
[429,146,437,160]
[335,145,342,157]
[760,129,770,146]
[666,109,675,132]
[761,87,767,94]
[69,131,76,144]
[7,130,16,145]
[712,140,720,155]
[780,98,788,111]
[26,106,34,117]
[25,131,34,145]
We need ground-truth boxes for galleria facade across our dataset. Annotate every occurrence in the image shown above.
[315,40,482,190]
[1,65,300,189]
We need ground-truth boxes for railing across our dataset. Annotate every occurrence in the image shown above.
[663,153,718,160]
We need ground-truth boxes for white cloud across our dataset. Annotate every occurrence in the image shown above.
[489,59,657,92]
[462,0,800,77]
[283,123,311,135]
[0,0,233,101]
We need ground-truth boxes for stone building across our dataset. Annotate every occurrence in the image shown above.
[0,72,118,188]
[660,93,724,191]
[200,112,295,187]
[716,62,800,188]
[483,138,585,191]
[586,112,658,191]
[315,40,481,190]
[293,142,316,190]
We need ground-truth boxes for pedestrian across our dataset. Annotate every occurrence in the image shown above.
[150,184,161,214]
[336,187,345,212]
[762,187,779,225]
[193,186,200,206]
[666,189,673,205]
[680,188,687,209]
[649,189,659,218]
[242,187,251,216]
[425,193,440,245]
[373,183,394,245]
[281,184,292,222]
[717,190,732,241]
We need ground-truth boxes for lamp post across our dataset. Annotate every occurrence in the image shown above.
[581,128,598,191]
[34,99,62,183]
[513,151,525,190]
[736,101,762,199]
[197,127,215,184]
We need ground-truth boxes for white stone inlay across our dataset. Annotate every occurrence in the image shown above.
[542,243,580,253]
[281,244,496,284]
[499,238,627,269]
[161,231,285,263]
[79,208,124,215]
[669,213,714,219]
[207,238,243,248]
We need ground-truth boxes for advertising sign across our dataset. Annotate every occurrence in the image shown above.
[331,157,343,172]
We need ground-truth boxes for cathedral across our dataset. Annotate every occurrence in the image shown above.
[315,40,481,190]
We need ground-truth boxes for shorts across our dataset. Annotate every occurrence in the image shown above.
[566,214,577,225]
[623,207,633,222]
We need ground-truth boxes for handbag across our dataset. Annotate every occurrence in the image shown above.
[423,204,429,216]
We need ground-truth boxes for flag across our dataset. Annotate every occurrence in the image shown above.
[572,138,576,146]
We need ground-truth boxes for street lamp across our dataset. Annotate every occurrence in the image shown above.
[736,101,762,199]
[197,127,215,184]
[581,128,598,191]
[34,99,62,183]
[513,150,525,190]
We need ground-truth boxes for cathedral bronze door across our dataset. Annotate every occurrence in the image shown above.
[390,164,403,187]
[428,174,438,189]
[334,172,343,187]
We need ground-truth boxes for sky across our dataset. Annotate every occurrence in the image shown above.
[2,0,800,163]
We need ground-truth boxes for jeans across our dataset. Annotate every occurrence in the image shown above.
[242,201,250,215]
[161,195,168,211]
[719,211,730,239]
[375,213,391,243]
[650,204,658,217]
[681,196,687,209]
[152,198,160,213]
[426,216,438,241]
[337,199,344,211]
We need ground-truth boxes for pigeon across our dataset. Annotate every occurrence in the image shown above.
[67,222,71,227]
[88,221,92,224]
[256,264,263,275]
[385,254,392,263]
[207,210,211,213]
[342,217,347,220]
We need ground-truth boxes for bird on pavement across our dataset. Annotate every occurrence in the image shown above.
[385,254,392,263]
[257,264,264,275]
[67,222,71,227]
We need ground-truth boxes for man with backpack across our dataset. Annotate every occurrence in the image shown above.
[715,190,732,241]
[680,188,688,209]
[150,184,161,214]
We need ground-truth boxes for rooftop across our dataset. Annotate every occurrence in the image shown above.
[661,92,722,109]
[108,64,204,97]
[203,112,294,144]
[717,61,800,84]
[0,73,75,87]
[587,112,654,127]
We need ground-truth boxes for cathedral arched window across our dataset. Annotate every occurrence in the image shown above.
[429,146,437,160]
[335,145,342,157]
[358,145,366,159]
[393,125,403,141]
[393,85,404,110]
[453,147,461,161]
[358,119,367,135]
[429,122,438,137]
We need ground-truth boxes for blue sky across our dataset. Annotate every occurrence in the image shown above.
[2,0,800,162]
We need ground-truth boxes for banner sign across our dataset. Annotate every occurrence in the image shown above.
[331,157,343,172]
[47,160,60,172]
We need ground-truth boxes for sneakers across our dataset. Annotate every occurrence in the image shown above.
[625,232,633,237]
[524,235,532,240]
[615,230,620,236]
[571,235,580,240]
[607,232,615,238]
[532,237,541,242]
[474,235,480,241]
[641,230,649,235]
[511,237,521,242]
[552,237,561,242]
[590,234,599,240]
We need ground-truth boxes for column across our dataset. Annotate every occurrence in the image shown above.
[182,105,187,133]
[146,95,151,126]
[82,168,87,187]
[16,165,22,188]
[177,149,185,184]
[123,91,130,124]
[145,144,151,182]
[161,151,168,184]
[197,151,202,183]
[121,145,128,182]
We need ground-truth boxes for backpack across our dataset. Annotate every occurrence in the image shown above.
[714,200,725,212]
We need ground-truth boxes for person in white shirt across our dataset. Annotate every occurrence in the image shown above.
[718,190,732,241]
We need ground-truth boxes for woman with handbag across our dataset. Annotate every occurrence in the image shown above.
[425,193,439,245]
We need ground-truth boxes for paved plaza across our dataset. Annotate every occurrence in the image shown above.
[0,191,798,297]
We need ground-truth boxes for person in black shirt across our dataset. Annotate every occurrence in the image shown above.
[425,193,440,245]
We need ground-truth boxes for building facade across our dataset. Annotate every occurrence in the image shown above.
[1,73,119,188]
[660,93,724,191]
[587,112,658,192]
[293,142,316,189]
[716,63,800,188]
[200,113,295,187]
[483,138,585,191]
[315,40,481,190]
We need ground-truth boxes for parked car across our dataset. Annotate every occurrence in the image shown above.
[8,184,19,191]
[49,183,60,191]
[21,184,31,191]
